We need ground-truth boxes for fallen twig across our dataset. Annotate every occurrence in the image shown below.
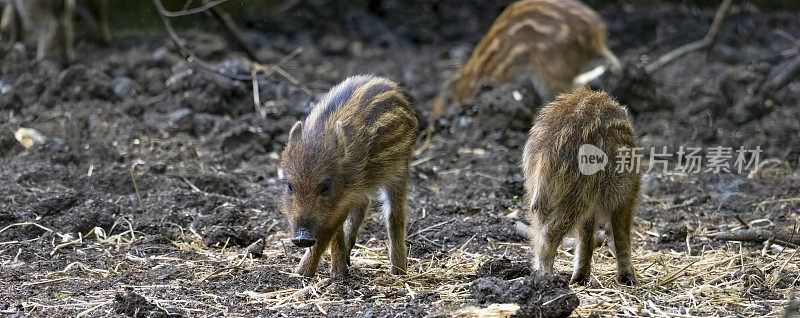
[181,176,203,192]
[76,301,112,318]
[659,258,700,286]
[274,66,314,96]
[51,234,82,255]
[759,53,800,95]
[202,266,238,281]
[733,53,800,122]
[273,278,331,308]
[0,222,54,234]
[130,167,147,214]
[409,220,452,239]
[707,228,800,248]
[251,47,305,117]
[666,197,698,210]
[755,197,800,213]
[645,0,733,73]
[21,277,68,286]
[410,154,436,167]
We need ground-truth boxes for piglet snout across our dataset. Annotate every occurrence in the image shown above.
[291,228,317,248]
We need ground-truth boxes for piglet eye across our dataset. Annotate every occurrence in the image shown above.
[317,178,333,196]
[287,182,294,194]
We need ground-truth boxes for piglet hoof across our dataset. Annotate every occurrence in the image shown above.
[618,271,637,286]
[390,266,407,276]
[295,266,316,278]
[570,274,590,286]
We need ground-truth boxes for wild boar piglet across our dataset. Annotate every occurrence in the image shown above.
[281,75,418,278]
[433,0,620,116]
[522,87,639,285]
[2,0,110,62]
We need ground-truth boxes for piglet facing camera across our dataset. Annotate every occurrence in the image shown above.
[280,75,418,278]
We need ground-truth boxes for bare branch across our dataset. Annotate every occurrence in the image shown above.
[151,0,314,98]
[152,0,230,77]
[707,227,800,248]
[732,53,800,122]
[645,0,733,73]
[159,0,229,17]
[202,0,261,63]
[181,0,195,11]
[761,53,800,94]
[11,0,32,30]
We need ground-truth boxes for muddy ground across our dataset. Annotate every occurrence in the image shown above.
[1,1,800,317]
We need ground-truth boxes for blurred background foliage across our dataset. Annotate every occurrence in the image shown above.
[85,1,800,41]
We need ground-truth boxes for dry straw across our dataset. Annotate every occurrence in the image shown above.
[4,218,798,317]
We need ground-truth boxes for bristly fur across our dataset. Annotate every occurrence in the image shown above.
[433,0,619,117]
[522,87,640,286]
[281,75,418,278]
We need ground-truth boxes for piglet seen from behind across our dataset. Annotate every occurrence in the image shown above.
[522,87,640,285]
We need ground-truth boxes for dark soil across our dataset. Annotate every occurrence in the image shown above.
[471,274,578,318]
[1,1,799,317]
[472,258,577,318]
[113,290,172,318]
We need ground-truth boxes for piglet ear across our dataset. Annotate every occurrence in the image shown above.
[288,121,303,146]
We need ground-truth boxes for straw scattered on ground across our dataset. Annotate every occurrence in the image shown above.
[3,216,798,317]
